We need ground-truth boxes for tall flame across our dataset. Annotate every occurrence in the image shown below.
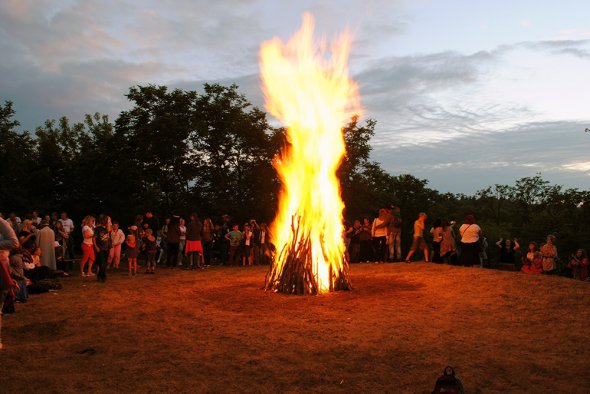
[260,13,360,294]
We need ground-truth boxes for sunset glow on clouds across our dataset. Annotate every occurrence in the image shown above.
[1,0,588,193]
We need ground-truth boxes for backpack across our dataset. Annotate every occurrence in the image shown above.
[432,366,464,394]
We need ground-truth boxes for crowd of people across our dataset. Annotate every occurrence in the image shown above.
[344,205,588,279]
[1,206,588,349]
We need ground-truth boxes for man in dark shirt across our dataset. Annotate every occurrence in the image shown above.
[143,210,160,234]
[94,215,112,282]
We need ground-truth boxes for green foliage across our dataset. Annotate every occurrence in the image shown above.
[1,89,588,261]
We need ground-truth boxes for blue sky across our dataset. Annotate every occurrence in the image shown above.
[1,0,589,193]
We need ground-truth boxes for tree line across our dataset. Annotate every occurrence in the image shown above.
[1,84,589,260]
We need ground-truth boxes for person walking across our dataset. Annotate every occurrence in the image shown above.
[405,212,429,263]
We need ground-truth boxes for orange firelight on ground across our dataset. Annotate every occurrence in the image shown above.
[260,13,361,294]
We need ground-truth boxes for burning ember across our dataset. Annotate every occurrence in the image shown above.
[260,13,360,294]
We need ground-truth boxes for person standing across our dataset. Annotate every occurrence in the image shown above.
[178,217,186,266]
[185,213,204,270]
[143,210,160,234]
[259,223,272,265]
[391,207,403,262]
[202,218,214,267]
[439,220,457,265]
[430,218,443,263]
[458,214,482,267]
[158,217,170,265]
[371,209,389,263]
[540,234,558,274]
[349,220,362,263]
[59,212,75,260]
[108,221,125,269]
[0,217,19,349]
[166,216,181,268]
[80,216,96,277]
[359,218,373,262]
[94,216,112,282]
[225,224,243,267]
[220,215,231,265]
[568,249,588,280]
[36,220,56,270]
[405,212,429,263]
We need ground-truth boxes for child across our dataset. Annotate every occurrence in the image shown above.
[142,229,158,274]
[125,234,138,276]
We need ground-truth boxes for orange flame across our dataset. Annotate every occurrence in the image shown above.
[260,13,360,293]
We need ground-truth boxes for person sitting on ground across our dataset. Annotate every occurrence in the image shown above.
[18,219,36,252]
[568,249,588,281]
[540,235,558,274]
[22,248,61,292]
[9,249,30,302]
[521,242,543,274]
[405,212,429,263]
[496,238,520,264]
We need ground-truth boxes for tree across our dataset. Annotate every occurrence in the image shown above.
[0,101,36,211]
[187,83,280,222]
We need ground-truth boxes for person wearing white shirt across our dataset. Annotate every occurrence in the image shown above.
[458,214,482,267]
[108,221,125,269]
[59,212,75,260]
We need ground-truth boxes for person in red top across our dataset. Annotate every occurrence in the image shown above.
[568,249,588,281]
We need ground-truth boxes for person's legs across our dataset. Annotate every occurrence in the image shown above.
[108,247,115,268]
[393,232,402,261]
[97,250,108,282]
[229,246,237,266]
[80,243,92,275]
[203,241,212,266]
[67,235,75,260]
[167,243,179,268]
[405,237,418,262]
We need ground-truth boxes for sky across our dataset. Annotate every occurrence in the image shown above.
[1,0,589,194]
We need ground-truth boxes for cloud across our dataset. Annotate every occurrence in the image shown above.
[372,121,590,193]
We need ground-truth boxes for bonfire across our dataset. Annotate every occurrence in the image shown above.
[259,14,360,294]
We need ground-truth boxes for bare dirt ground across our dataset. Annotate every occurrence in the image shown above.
[2,262,589,393]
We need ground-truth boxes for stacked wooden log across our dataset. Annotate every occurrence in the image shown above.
[264,216,352,295]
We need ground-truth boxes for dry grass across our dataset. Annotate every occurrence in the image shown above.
[1,263,589,393]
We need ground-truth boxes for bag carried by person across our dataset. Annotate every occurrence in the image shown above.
[432,366,464,394]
